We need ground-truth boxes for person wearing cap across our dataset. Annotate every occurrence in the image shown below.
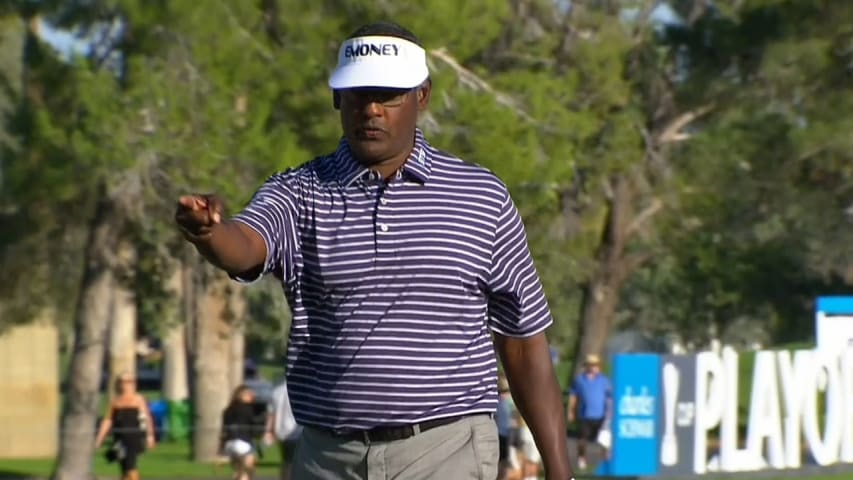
[567,354,612,471]
[174,20,571,480]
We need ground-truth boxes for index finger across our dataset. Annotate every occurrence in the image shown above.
[205,196,225,223]
[178,195,207,210]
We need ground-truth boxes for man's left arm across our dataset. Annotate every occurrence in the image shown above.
[495,333,572,479]
[487,189,572,479]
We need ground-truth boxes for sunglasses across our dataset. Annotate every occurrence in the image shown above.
[337,87,420,108]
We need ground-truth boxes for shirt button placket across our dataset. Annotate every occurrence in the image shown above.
[377,184,390,233]
[376,186,394,260]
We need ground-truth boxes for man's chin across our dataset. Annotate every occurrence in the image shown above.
[349,142,389,165]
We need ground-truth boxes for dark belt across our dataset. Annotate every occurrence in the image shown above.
[327,413,490,444]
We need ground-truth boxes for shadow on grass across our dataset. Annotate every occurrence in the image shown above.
[0,469,42,480]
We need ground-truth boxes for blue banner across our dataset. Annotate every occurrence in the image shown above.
[816,296,853,315]
[598,353,661,476]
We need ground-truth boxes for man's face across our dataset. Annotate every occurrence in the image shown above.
[338,83,430,166]
[585,362,600,374]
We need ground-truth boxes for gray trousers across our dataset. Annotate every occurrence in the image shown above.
[291,414,499,480]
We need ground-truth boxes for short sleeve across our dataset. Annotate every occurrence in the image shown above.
[569,377,580,396]
[486,189,553,337]
[230,171,300,283]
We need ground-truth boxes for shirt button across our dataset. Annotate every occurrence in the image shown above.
[380,198,388,205]
[379,224,389,232]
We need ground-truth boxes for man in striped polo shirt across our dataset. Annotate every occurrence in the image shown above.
[176,21,572,480]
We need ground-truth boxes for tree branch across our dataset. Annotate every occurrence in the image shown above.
[797,144,829,163]
[217,0,273,62]
[656,104,715,144]
[625,197,663,238]
[428,48,535,123]
[687,0,710,27]
[622,251,655,279]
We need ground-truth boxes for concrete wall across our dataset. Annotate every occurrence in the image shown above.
[0,323,59,458]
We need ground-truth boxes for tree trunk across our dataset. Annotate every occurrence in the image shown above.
[108,240,137,394]
[572,175,649,376]
[0,15,24,162]
[163,325,189,399]
[53,192,123,480]
[574,272,624,373]
[228,319,245,392]
[183,257,197,357]
[228,286,247,392]
[162,265,189,402]
[191,267,233,462]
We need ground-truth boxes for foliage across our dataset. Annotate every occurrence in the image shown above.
[621,0,853,348]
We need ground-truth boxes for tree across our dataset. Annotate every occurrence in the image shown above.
[621,0,853,347]
[0,14,24,186]
[189,265,234,461]
[55,189,128,480]
[107,239,137,391]
[411,1,711,371]
[160,262,189,410]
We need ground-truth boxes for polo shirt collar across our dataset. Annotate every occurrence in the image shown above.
[335,128,432,187]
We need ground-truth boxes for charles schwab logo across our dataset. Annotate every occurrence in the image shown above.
[618,386,656,438]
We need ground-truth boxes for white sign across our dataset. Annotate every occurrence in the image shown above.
[693,346,853,473]
[816,312,853,356]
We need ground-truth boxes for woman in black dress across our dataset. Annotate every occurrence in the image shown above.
[95,372,156,480]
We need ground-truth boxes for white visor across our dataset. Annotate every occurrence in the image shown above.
[329,35,429,90]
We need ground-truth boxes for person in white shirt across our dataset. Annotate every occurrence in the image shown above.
[496,375,515,480]
[512,410,542,480]
[264,380,302,480]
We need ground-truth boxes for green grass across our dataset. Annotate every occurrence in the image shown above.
[703,476,851,480]
[741,476,851,480]
[2,449,850,480]
[0,439,284,479]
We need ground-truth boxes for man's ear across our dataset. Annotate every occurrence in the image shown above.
[333,91,341,110]
[417,80,431,111]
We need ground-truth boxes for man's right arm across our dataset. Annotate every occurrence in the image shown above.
[190,221,267,277]
[177,173,295,279]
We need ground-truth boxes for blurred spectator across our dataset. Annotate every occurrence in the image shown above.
[243,359,273,405]
[510,410,542,480]
[94,372,156,480]
[265,378,302,480]
[496,375,515,480]
[221,385,259,480]
[567,353,612,471]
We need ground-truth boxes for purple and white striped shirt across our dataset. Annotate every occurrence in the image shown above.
[233,129,552,431]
